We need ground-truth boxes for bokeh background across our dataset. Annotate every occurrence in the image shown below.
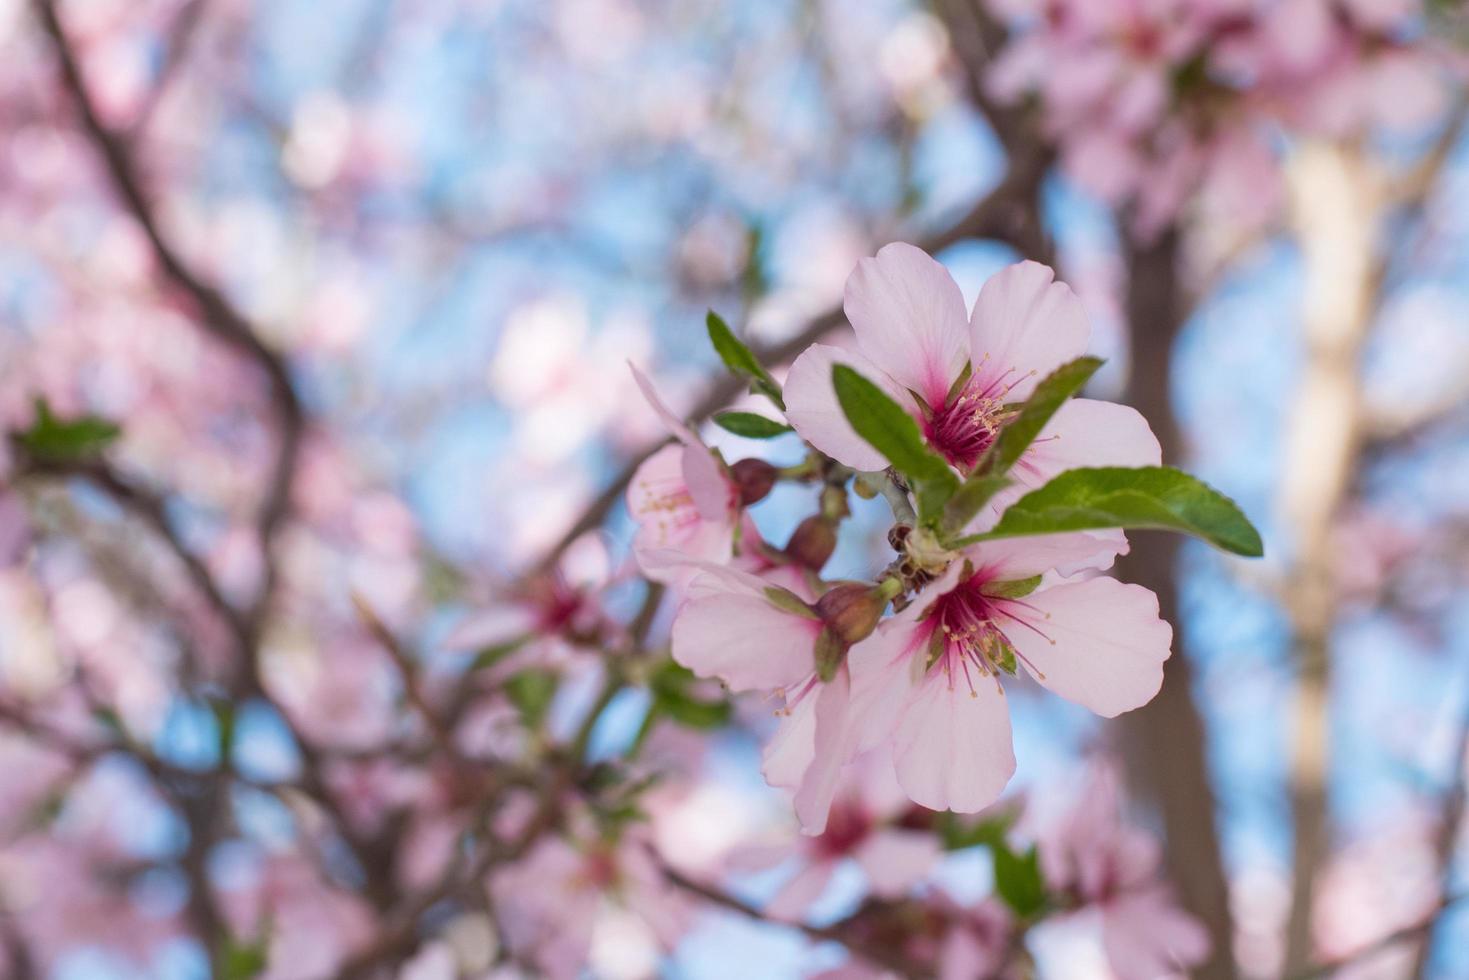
[1,0,1468,978]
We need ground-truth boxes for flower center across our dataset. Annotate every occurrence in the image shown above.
[815,799,873,858]
[922,369,1022,471]
[632,473,703,539]
[924,578,1049,696]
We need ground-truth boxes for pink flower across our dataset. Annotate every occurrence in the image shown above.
[668,562,892,834]
[1039,767,1209,979]
[751,756,941,920]
[625,365,753,584]
[848,535,1172,813]
[490,830,689,980]
[783,245,1158,540]
[937,896,1016,980]
[443,533,622,674]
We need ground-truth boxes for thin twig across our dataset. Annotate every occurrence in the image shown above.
[658,862,922,978]
[352,592,458,755]
[534,158,1052,574]
[1408,678,1469,978]
[1288,892,1468,980]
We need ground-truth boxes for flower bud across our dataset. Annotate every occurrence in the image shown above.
[813,582,891,648]
[785,515,838,572]
[729,458,778,506]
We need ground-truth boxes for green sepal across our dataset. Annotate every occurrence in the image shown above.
[814,628,845,682]
[980,575,1042,599]
[763,586,820,620]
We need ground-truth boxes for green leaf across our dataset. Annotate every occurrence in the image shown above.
[960,466,1264,557]
[978,356,1102,477]
[470,636,529,671]
[648,660,732,730]
[16,398,120,462]
[653,690,732,729]
[993,843,1047,918]
[210,698,237,761]
[505,670,559,728]
[939,812,1013,851]
[941,474,1010,535]
[218,938,269,980]
[831,364,958,522]
[707,312,784,409]
[714,411,792,439]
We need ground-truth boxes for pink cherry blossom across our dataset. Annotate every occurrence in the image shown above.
[848,536,1172,813]
[490,827,690,980]
[669,561,894,834]
[625,364,752,585]
[753,755,941,920]
[1039,767,1209,979]
[783,247,1158,543]
[444,533,623,676]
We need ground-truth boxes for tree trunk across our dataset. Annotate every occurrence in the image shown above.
[1116,227,1239,980]
[1279,142,1380,975]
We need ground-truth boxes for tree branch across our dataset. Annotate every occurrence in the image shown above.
[32,0,304,643]
[535,154,1052,573]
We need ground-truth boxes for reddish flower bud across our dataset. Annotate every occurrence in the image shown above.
[729,458,778,506]
[813,582,891,648]
[785,515,838,572]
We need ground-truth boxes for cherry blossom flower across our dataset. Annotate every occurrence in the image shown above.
[848,535,1172,813]
[490,828,690,980]
[783,244,1159,544]
[743,755,941,920]
[668,561,894,833]
[625,364,759,585]
[443,533,623,675]
[1038,767,1209,979]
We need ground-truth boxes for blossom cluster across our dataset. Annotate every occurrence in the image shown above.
[633,243,1171,834]
[985,0,1460,235]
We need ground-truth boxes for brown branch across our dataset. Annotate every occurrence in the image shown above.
[1408,687,1469,978]
[534,155,1052,573]
[32,0,304,642]
[1114,227,1240,980]
[658,863,923,979]
[15,451,251,655]
[1288,892,1468,980]
[352,593,458,756]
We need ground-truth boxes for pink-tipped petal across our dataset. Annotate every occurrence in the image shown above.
[627,446,736,582]
[794,668,865,836]
[853,828,942,897]
[892,669,1016,813]
[671,575,821,693]
[629,362,701,446]
[965,532,1133,582]
[762,692,817,791]
[1101,890,1212,980]
[680,444,734,522]
[998,578,1172,718]
[845,243,970,408]
[443,605,538,651]
[783,343,911,471]
[1014,398,1162,487]
[968,261,1089,402]
[670,592,815,692]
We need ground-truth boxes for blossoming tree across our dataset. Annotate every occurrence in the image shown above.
[1,0,1467,978]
